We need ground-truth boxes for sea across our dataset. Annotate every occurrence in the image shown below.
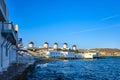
[26,57,120,80]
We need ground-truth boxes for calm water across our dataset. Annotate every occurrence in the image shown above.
[27,57,120,80]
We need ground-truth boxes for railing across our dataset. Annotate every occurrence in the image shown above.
[0,0,7,17]
[1,22,17,41]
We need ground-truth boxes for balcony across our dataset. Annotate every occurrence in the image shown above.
[0,0,8,21]
[1,22,17,45]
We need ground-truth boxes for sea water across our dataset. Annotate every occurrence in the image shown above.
[26,57,120,80]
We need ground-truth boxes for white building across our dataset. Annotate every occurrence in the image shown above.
[48,51,61,58]
[82,53,98,59]
[43,42,49,48]
[60,51,75,58]
[0,0,18,72]
[38,50,98,59]
[42,50,76,58]
[75,53,83,58]
[53,42,58,50]
[72,45,77,50]
[29,42,34,48]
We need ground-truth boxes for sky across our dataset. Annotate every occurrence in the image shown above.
[6,0,120,49]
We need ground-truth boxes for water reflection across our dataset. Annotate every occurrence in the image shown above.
[27,57,120,80]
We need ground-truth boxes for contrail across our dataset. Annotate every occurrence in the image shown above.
[100,15,119,21]
[68,25,120,35]
[67,14,120,35]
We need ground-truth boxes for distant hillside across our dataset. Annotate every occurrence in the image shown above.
[78,48,120,56]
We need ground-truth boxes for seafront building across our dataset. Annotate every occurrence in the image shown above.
[0,0,18,72]
[27,42,98,59]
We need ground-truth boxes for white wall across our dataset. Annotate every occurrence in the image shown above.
[0,22,17,72]
[0,22,2,72]
[61,51,76,58]
[0,41,2,72]
[49,51,61,58]
[0,0,18,72]
[44,43,48,48]
[83,53,98,59]
[0,35,9,71]
[63,44,67,49]
[29,44,34,48]
[2,46,9,71]
[72,46,77,50]
[9,46,17,63]
[54,44,58,50]
[47,51,76,58]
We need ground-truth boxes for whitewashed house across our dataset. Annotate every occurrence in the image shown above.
[0,0,18,72]
[82,52,98,59]
[60,51,75,58]
[43,50,76,58]
[43,50,98,59]
[75,53,83,58]
[49,51,61,58]
[43,50,61,58]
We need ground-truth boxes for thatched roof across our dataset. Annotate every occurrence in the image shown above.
[72,45,76,47]
[44,42,49,44]
[64,43,68,45]
[29,42,34,44]
[54,42,58,45]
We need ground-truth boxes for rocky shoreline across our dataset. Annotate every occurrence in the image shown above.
[0,63,29,80]
[12,59,50,80]
[13,64,34,80]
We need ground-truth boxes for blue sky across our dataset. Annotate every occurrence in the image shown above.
[6,0,120,49]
